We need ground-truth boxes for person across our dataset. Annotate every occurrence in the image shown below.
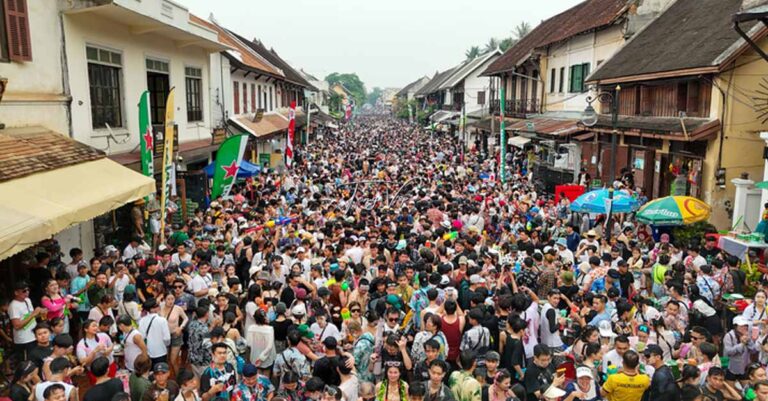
[138,298,171,368]
[603,335,630,371]
[563,367,599,401]
[41,384,66,401]
[188,306,213,377]
[499,315,526,382]
[200,343,238,401]
[76,319,115,384]
[699,367,741,401]
[129,355,153,401]
[337,355,359,401]
[376,365,408,401]
[231,363,274,401]
[143,363,180,401]
[723,316,759,384]
[159,292,188,374]
[246,309,276,373]
[35,357,77,401]
[117,314,148,373]
[274,371,302,401]
[273,330,311,385]
[643,344,679,401]
[82,357,124,401]
[28,323,53,369]
[11,281,45,362]
[539,289,565,351]
[449,350,482,401]
[482,369,516,401]
[523,344,555,401]
[174,369,200,401]
[460,308,490,363]
[424,359,454,401]
[11,361,40,401]
[678,365,701,401]
[601,350,650,401]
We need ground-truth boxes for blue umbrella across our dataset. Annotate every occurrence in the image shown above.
[570,188,639,214]
[203,160,261,178]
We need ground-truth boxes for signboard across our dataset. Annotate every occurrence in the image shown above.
[259,153,271,168]
[591,179,602,189]
[153,124,179,158]
[212,127,226,145]
[252,108,265,123]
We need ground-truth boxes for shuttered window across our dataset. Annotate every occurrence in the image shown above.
[233,81,240,115]
[569,63,591,93]
[87,45,123,128]
[251,83,256,113]
[185,67,203,122]
[242,82,248,115]
[477,91,485,105]
[559,67,565,93]
[4,0,31,61]
[550,68,556,93]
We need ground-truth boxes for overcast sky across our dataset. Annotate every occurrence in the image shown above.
[181,0,582,90]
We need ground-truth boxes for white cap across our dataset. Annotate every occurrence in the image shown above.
[734,316,750,326]
[576,367,593,379]
[598,320,616,338]
[291,304,306,317]
[297,247,307,253]
[543,386,566,399]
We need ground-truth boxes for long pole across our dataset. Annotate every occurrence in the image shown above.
[500,85,507,184]
[606,187,614,241]
[306,103,311,145]
[609,86,620,185]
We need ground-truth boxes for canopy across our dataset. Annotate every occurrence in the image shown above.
[570,188,640,214]
[508,136,531,148]
[0,158,155,260]
[204,160,261,178]
[636,196,711,226]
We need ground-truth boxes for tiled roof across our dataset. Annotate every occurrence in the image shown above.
[0,127,104,182]
[396,76,428,97]
[189,14,283,77]
[504,117,582,137]
[415,67,457,97]
[483,0,628,75]
[231,32,317,90]
[588,0,756,82]
[230,108,307,137]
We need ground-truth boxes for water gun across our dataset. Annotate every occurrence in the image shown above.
[341,308,351,320]
[245,216,298,233]
[341,282,349,291]
[442,231,458,241]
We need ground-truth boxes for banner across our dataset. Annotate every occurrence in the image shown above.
[139,91,154,179]
[345,103,352,120]
[285,100,296,168]
[159,87,175,243]
[211,134,248,199]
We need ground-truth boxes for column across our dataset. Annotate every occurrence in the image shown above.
[732,177,755,231]
[760,132,768,207]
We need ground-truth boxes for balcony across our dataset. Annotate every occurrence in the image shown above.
[490,99,540,117]
[441,103,462,112]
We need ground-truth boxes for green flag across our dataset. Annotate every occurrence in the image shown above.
[139,91,154,178]
[211,134,248,199]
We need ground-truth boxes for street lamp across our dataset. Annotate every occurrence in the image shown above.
[581,84,621,241]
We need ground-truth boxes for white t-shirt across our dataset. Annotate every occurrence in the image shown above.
[110,275,130,302]
[310,322,341,343]
[187,275,209,300]
[9,298,36,344]
[522,301,540,359]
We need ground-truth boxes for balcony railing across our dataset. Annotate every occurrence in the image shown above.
[490,98,540,117]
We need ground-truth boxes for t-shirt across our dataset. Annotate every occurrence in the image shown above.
[142,382,180,401]
[9,298,36,344]
[83,378,124,401]
[699,385,724,401]
[137,271,162,300]
[28,344,52,368]
[523,363,554,401]
[200,363,237,401]
[10,384,30,401]
[602,372,650,401]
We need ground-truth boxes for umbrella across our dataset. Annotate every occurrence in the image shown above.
[203,160,261,178]
[635,196,711,226]
[570,188,639,214]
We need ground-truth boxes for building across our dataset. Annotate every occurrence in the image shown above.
[586,0,768,229]
[300,69,331,114]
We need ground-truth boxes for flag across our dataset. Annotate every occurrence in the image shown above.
[139,91,154,179]
[285,100,296,168]
[159,88,175,243]
[345,103,352,120]
[211,134,248,199]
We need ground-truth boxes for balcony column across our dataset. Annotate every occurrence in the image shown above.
[760,132,768,209]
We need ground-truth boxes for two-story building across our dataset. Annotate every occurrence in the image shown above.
[586,0,768,229]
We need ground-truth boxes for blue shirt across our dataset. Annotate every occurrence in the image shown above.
[566,232,581,252]
[589,310,612,327]
[71,275,91,312]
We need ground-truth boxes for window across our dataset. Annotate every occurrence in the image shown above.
[251,83,256,113]
[242,82,248,114]
[559,68,565,93]
[4,0,31,61]
[569,63,590,93]
[146,58,169,125]
[0,3,8,61]
[550,68,556,93]
[257,85,262,109]
[269,87,273,111]
[233,81,240,114]
[146,58,169,73]
[87,45,123,128]
[477,91,485,105]
[185,66,203,122]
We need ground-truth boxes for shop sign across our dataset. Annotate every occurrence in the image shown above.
[154,124,178,157]
[212,128,226,145]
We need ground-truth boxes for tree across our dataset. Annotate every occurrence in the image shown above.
[465,46,481,60]
[329,92,343,113]
[484,38,499,54]
[367,87,383,105]
[325,72,367,106]
[514,21,532,41]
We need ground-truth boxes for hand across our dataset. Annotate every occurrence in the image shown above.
[553,373,566,387]
[370,353,379,362]
[741,335,750,345]
[211,382,226,394]
[68,366,85,376]
[397,337,407,350]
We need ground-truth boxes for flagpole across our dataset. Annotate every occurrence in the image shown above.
[159,87,176,245]
[500,85,506,185]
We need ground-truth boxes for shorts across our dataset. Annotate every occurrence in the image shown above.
[725,370,744,381]
[150,219,160,235]
[170,335,183,347]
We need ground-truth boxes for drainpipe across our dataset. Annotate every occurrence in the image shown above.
[59,13,73,138]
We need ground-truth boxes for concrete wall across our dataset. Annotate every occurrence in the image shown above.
[0,0,69,134]
[63,12,214,155]
[463,56,498,114]
[229,69,280,117]
[703,36,768,229]
[544,26,625,112]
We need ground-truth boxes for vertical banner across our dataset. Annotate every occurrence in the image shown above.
[211,134,249,199]
[285,100,296,168]
[159,87,176,244]
[345,102,352,120]
[499,86,507,184]
[139,91,154,179]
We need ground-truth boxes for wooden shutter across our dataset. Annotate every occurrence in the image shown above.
[5,0,31,61]
[242,82,247,114]
[251,83,256,113]
[550,68,555,93]
[581,63,590,92]
[233,81,240,115]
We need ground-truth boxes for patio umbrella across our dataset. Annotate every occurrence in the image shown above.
[635,196,711,226]
[570,188,640,214]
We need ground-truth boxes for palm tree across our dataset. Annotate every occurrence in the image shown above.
[483,38,499,54]
[499,37,516,51]
[514,21,532,41]
[465,46,481,60]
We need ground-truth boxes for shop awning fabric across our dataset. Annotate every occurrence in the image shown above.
[0,158,155,260]
[508,136,531,147]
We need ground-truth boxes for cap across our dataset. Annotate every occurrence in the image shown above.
[556,238,568,248]
[153,362,170,373]
[242,363,258,377]
[469,274,486,284]
[734,316,750,326]
[291,304,306,317]
[543,386,566,399]
[458,256,468,265]
[485,351,500,361]
[576,366,593,379]
[297,324,313,339]
[643,344,664,357]
[598,320,616,338]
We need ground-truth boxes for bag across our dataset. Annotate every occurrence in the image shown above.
[227,344,245,375]
[472,328,490,366]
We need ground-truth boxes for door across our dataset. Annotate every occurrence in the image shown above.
[147,72,170,125]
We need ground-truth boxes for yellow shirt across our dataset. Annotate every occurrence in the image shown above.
[602,372,651,401]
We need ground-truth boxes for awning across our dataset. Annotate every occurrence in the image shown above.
[0,158,155,260]
[508,136,531,147]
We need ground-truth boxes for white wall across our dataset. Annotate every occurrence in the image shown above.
[462,56,498,114]
[544,25,624,112]
[64,12,214,155]
[0,0,69,134]
[229,69,280,117]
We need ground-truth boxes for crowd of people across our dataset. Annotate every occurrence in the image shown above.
[3,115,768,401]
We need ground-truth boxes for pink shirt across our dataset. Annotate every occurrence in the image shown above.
[41,295,68,320]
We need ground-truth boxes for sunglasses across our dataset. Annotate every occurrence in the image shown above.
[388,318,398,322]
[351,309,361,313]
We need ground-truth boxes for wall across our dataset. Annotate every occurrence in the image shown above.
[64,12,214,155]
[462,56,497,114]
[229,69,280,116]
[703,36,768,229]
[544,25,625,112]
[0,1,69,134]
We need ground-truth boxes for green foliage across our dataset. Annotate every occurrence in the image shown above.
[477,21,532,54]
[329,92,343,113]
[465,46,481,60]
[367,87,383,105]
[670,221,718,248]
[395,99,417,120]
[325,72,367,106]
[484,38,499,53]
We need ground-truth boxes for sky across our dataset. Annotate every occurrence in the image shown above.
[181,0,583,90]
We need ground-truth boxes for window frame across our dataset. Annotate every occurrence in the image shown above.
[185,66,203,123]
[86,44,124,129]
[549,68,556,93]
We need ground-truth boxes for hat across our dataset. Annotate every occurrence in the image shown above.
[643,344,664,357]
[295,288,308,300]
[469,274,486,284]
[275,302,287,315]
[598,320,616,338]
[257,271,271,281]
[242,363,258,377]
[297,247,307,253]
[576,367,593,379]
[297,324,313,339]
[586,230,598,238]
[153,362,170,373]
[440,275,451,286]
[556,238,568,248]
[485,351,500,361]
[543,386,566,399]
[143,298,159,310]
[291,304,306,317]
[734,316,750,326]
[322,336,338,349]
[458,256,468,265]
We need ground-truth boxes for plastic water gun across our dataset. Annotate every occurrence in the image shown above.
[607,364,618,376]
[340,282,349,291]
[442,231,459,241]
[341,308,351,320]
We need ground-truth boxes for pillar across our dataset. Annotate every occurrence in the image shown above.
[732,177,755,231]
[760,132,768,208]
